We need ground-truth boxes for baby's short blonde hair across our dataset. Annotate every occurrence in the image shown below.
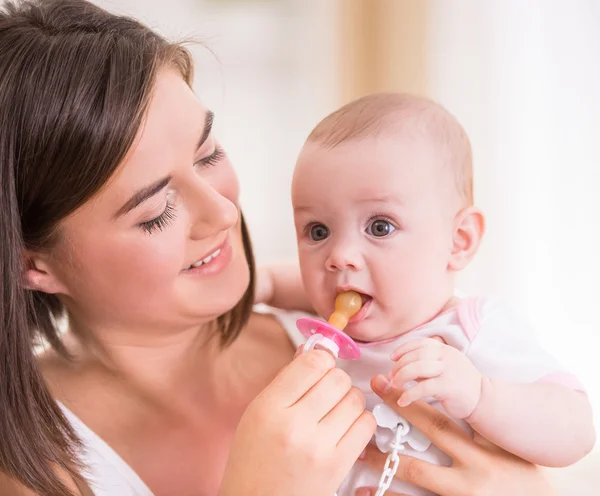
[307,93,474,206]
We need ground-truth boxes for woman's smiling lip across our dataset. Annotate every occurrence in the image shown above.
[182,235,232,276]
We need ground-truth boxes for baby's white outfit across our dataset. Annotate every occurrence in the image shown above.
[281,297,583,496]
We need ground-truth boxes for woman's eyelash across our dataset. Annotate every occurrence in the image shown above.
[194,146,224,168]
[139,202,176,235]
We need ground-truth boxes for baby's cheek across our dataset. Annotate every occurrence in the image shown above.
[299,258,325,307]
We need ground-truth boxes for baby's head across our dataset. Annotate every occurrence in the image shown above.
[292,93,484,342]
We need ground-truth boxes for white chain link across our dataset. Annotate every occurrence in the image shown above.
[374,424,405,496]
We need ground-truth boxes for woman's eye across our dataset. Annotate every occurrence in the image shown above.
[367,219,396,237]
[194,146,225,169]
[309,223,330,241]
[139,202,176,235]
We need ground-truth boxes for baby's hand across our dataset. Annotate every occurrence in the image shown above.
[390,338,483,419]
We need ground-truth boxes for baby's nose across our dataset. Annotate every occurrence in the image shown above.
[325,245,361,271]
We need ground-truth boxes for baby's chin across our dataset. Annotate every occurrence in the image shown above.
[343,318,400,344]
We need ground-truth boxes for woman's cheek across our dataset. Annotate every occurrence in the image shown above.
[126,218,189,282]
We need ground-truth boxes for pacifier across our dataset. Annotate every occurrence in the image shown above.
[296,291,362,360]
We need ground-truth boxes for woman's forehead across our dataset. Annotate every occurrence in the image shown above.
[71,70,209,219]
[130,70,206,167]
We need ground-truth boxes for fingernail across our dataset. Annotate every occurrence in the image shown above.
[359,448,367,460]
[390,350,400,361]
[372,374,391,393]
[356,488,371,496]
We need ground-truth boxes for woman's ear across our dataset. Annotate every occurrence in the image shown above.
[22,252,69,295]
[448,207,485,271]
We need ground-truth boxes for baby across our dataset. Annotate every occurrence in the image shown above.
[260,93,595,496]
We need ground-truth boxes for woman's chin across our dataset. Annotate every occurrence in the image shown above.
[198,262,251,317]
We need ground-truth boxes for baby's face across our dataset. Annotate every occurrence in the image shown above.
[292,136,457,342]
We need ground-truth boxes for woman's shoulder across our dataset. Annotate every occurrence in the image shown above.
[248,304,310,349]
[243,308,296,358]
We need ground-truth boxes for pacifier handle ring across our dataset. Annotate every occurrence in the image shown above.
[304,333,341,358]
[296,318,361,360]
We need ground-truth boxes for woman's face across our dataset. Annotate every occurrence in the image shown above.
[48,70,250,339]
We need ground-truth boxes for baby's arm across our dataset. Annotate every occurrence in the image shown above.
[391,338,595,466]
[467,377,595,467]
[391,300,596,467]
[255,262,314,313]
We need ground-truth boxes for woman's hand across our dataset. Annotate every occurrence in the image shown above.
[353,375,556,496]
[219,350,376,496]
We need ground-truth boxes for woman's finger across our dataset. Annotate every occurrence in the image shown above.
[391,361,444,388]
[319,386,366,441]
[371,374,474,461]
[355,487,409,496]
[261,349,335,407]
[359,445,465,496]
[297,367,353,421]
[334,411,377,474]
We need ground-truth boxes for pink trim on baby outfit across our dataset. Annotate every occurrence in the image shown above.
[357,297,484,348]
[538,372,585,392]
[456,297,484,341]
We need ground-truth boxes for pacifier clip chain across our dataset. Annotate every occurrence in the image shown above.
[374,424,404,496]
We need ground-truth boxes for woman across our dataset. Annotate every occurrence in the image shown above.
[0,1,555,495]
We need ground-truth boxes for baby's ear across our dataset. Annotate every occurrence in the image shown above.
[448,207,485,271]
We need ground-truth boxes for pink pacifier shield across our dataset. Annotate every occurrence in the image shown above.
[296,318,361,360]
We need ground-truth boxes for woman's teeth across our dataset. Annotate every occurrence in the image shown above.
[185,248,221,270]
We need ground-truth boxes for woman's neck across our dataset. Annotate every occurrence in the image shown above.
[66,318,225,408]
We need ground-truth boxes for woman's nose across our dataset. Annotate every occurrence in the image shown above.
[188,179,238,240]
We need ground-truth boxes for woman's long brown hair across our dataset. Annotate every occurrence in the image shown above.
[0,1,255,493]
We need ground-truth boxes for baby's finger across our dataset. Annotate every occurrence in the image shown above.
[392,345,443,372]
[390,338,430,361]
[371,375,474,463]
[294,344,305,358]
[392,361,444,388]
[397,378,442,407]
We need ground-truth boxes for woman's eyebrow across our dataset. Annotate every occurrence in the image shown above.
[114,175,172,219]
[196,110,214,151]
[114,111,214,219]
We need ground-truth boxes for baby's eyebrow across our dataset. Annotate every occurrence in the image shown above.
[356,196,403,206]
[293,205,313,213]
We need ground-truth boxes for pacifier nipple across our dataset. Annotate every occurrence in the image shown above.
[328,291,362,330]
[296,290,362,360]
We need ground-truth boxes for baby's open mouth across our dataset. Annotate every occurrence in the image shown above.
[358,292,372,307]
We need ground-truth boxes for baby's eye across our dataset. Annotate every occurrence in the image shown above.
[309,223,330,241]
[367,219,396,237]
